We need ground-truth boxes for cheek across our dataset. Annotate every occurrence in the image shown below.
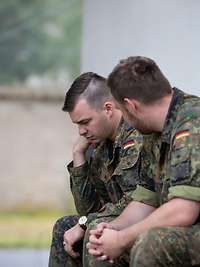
[88,119,101,133]
[94,117,109,135]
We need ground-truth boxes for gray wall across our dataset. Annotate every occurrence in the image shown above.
[82,0,200,95]
[0,100,77,211]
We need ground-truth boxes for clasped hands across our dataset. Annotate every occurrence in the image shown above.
[86,222,124,263]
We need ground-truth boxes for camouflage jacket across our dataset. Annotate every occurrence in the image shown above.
[68,119,143,218]
[133,88,200,217]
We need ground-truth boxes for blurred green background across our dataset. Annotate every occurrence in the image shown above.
[0,0,82,84]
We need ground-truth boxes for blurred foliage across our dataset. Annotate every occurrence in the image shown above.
[0,0,82,84]
[0,211,62,248]
[0,203,76,248]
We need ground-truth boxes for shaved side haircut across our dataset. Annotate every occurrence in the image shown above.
[62,72,113,112]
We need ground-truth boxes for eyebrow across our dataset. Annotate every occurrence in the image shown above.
[75,118,91,124]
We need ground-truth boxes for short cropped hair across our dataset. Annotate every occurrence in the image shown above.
[62,72,112,112]
[107,56,172,104]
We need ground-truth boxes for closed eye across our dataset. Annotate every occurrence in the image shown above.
[78,119,91,126]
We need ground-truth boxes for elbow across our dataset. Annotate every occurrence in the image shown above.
[180,213,198,226]
[173,198,200,226]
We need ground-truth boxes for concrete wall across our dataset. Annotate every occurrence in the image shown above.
[82,0,200,95]
[0,99,77,211]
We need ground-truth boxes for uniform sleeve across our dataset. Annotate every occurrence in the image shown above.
[131,135,159,208]
[168,117,200,202]
[68,158,103,216]
[93,130,145,219]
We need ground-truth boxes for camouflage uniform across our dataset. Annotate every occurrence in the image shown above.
[130,88,200,267]
[49,119,142,267]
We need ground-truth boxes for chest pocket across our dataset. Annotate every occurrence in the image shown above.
[170,141,191,186]
[112,155,139,192]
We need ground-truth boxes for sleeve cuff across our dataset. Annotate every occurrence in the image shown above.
[67,161,89,183]
[168,185,200,202]
[132,185,159,207]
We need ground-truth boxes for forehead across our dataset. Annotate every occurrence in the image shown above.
[69,98,98,123]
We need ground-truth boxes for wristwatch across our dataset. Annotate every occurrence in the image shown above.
[78,216,87,231]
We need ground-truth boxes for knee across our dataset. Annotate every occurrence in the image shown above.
[130,227,190,267]
[131,228,168,256]
[52,215,75,236]
[137,227,180,249]
[139,227,163,245]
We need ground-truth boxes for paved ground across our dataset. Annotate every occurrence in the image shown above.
[0,249,49,267]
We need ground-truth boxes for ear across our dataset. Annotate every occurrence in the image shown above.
[123,98,139,115]
[103,101,113,117]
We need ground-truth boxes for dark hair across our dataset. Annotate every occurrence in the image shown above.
[62,72,112,112]
[107,56,172,104]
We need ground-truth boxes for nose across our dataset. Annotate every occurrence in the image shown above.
[78,125,87,136]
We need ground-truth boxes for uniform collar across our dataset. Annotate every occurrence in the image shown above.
[161,87,185,144]
[113,118,133,148]
[161,87,184,144]
[102,118,133,163]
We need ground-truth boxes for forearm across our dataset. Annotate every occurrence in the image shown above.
[120,198,200,248]
[69,139,103,214]
[71,176,102,215]
[73,151,86,167]
[69,160,102,215]
[110,201,155,230]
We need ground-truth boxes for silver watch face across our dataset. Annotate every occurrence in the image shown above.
[79,216,87,225]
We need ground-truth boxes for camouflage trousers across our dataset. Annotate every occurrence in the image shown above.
[130,226,200,267]
[48,215,80,267]
[48,215,129,267]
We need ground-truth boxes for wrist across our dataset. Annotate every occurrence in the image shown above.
[109,221,123,231]
[108,223,119,231]
[78,216,88,231]
[120,228,136,249]
[73,152,86,167]
[73,149,85,156]
[118,230,131,250]
[75,223,85,234]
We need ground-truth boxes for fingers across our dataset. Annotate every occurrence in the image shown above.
[88,247,103,257]
[97,255,114,263]
[86,241,102,256]
[98,254,108,261]
[89,234,102,245]
[63,241,80,258]
[90,222,111,238]
[87,246,112,263]
[89,229,101,239]
[86,241,96,250]
[96,222,109,233]
[96,254,114,263]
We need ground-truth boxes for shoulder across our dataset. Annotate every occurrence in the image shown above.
[172,95,200,144]
[177,94,200,124]
[122,135,143,159]
[120,120,143,146]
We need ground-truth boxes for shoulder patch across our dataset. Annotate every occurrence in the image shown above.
[175,130,190,141]
[123,140,135,149]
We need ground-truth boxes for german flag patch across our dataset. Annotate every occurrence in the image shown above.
[123,140,135,149]
[175,130,190,141]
